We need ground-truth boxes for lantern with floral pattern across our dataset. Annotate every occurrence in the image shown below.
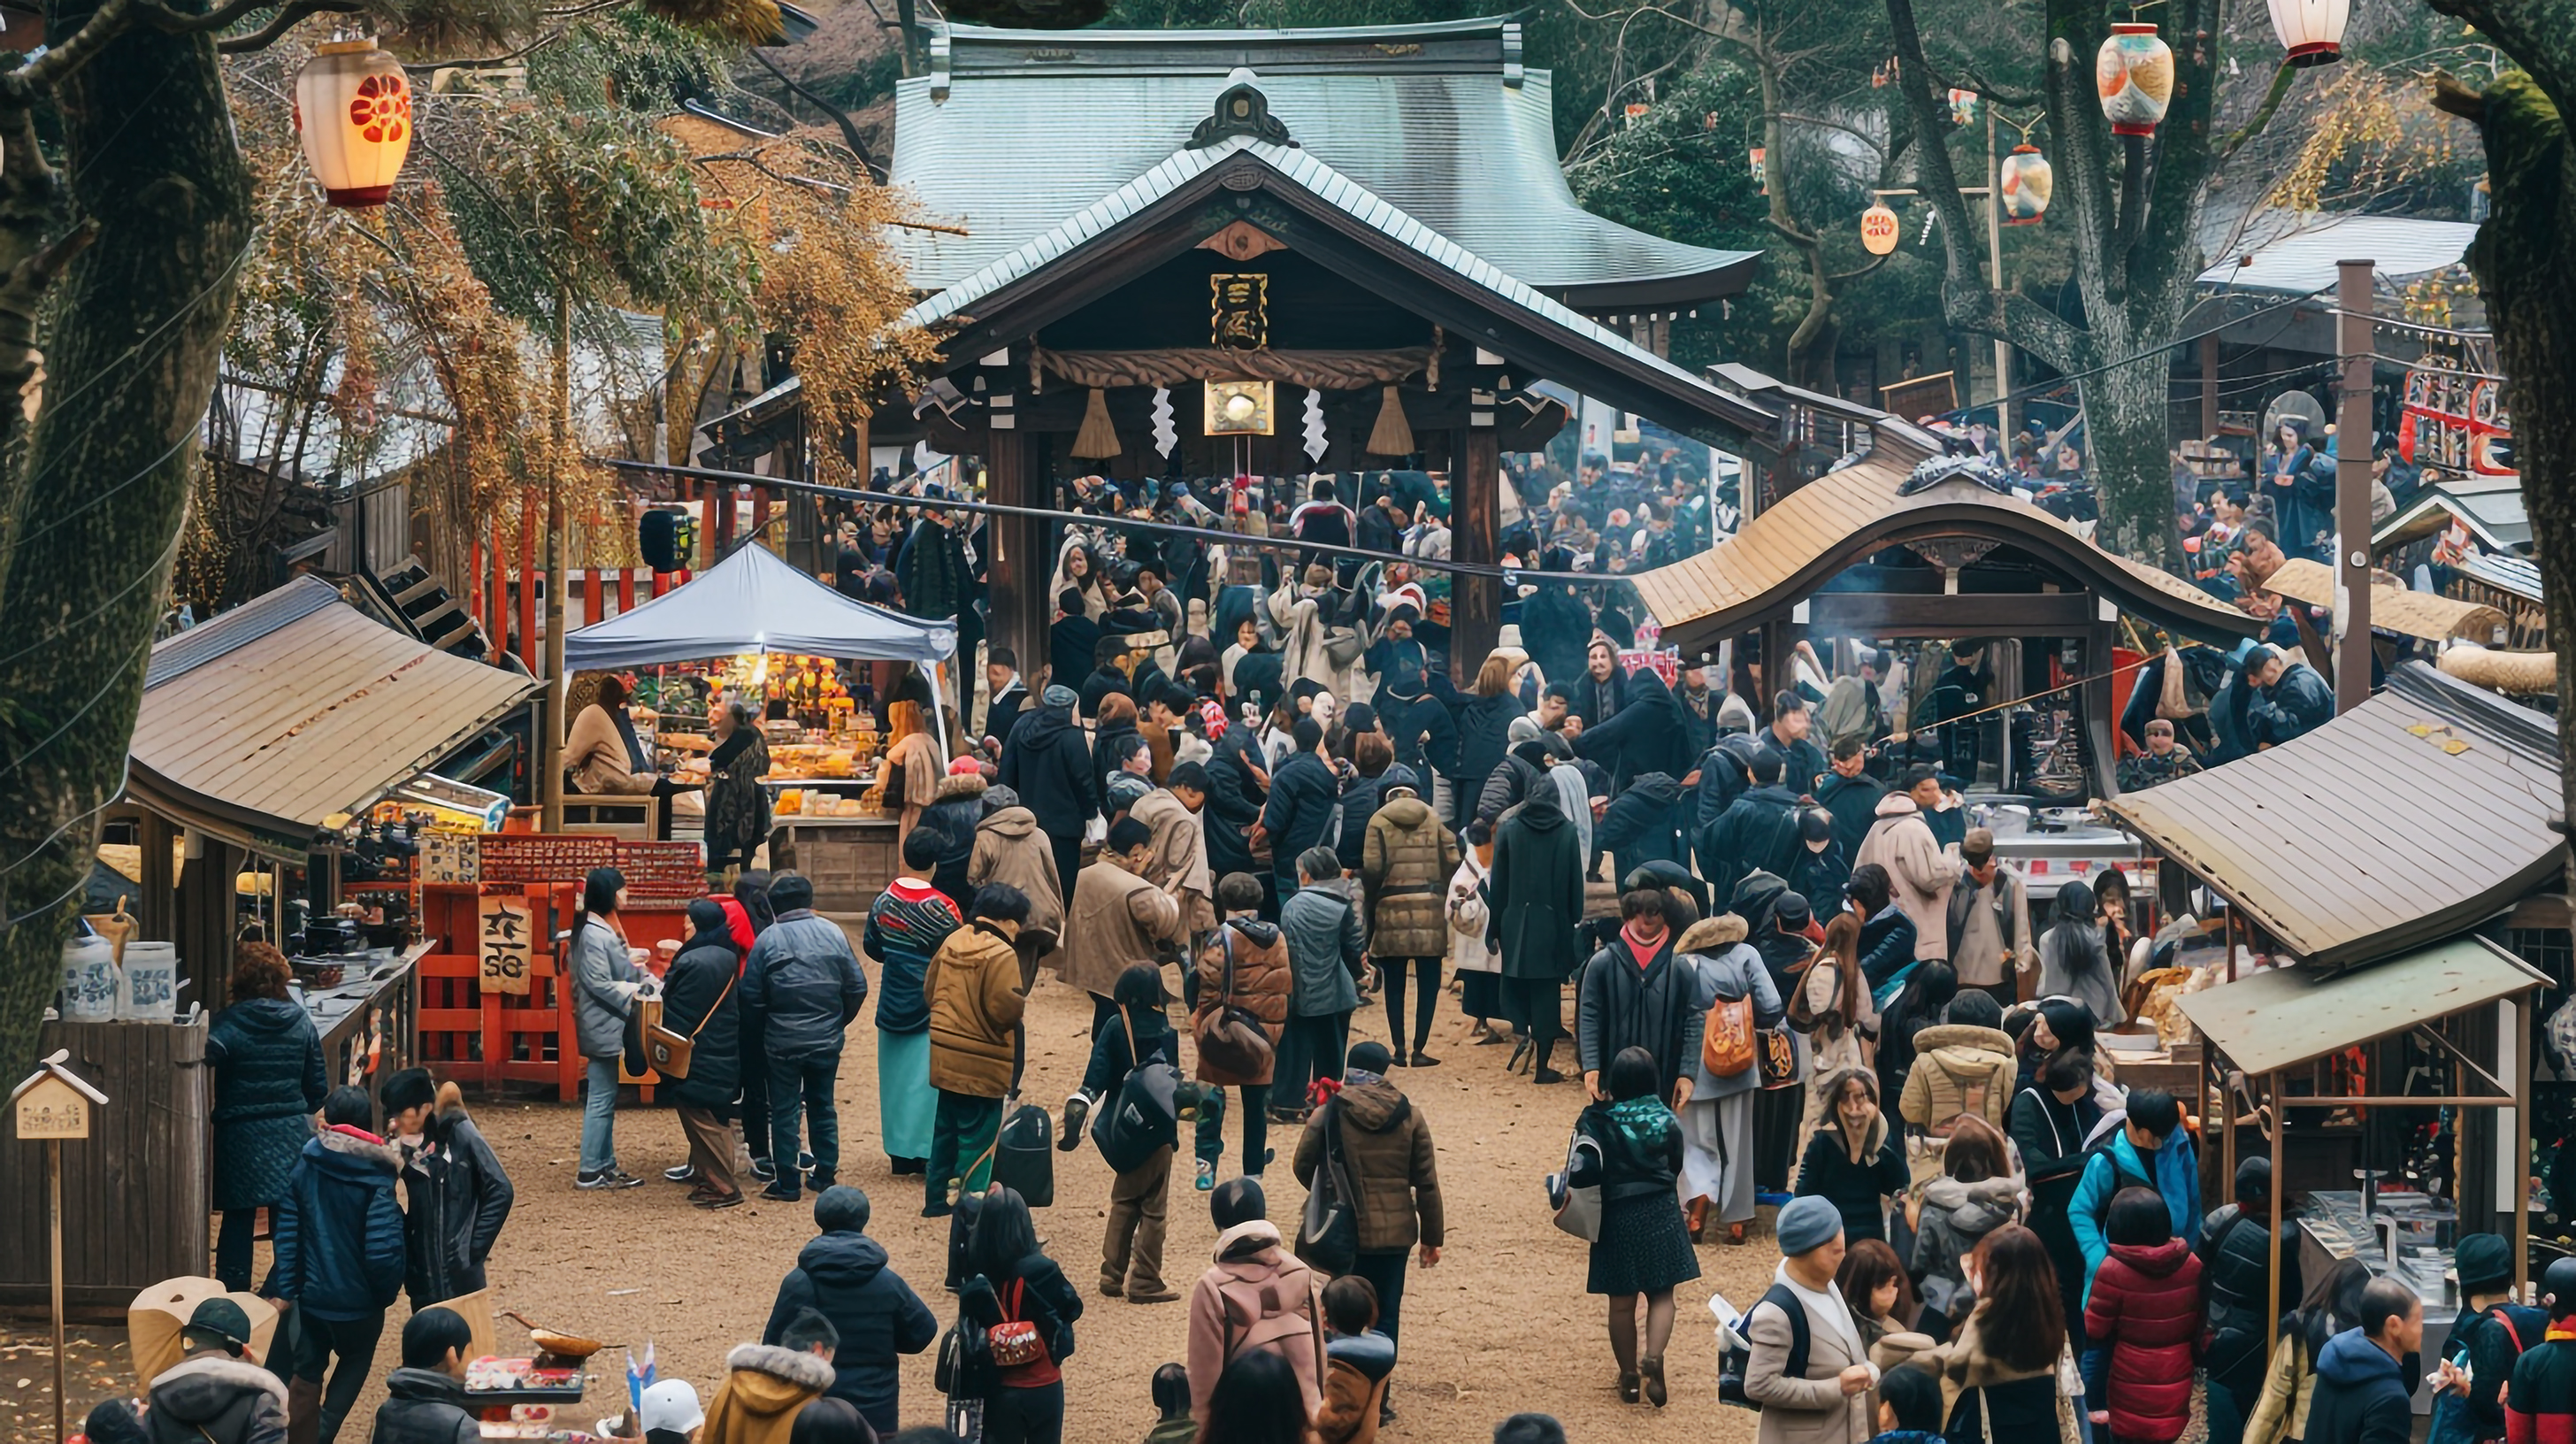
[295,39,413,208]
[1859,204,1901,256]
[1998,144,2054,225]
[2094,23,2175,137]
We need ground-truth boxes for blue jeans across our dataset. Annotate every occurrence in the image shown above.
[580,1056,620,1173]
[768,1049,842,1190]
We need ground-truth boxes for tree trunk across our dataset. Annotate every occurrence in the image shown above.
[0,8,253,1079]
[2082,349,2183,570]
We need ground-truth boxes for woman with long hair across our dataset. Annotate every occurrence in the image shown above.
[206,939,326,1288]
[2038,881,2123,1027]
[2242,1258,2373,1444]
[1929,1225,2072,1444]
[568,866,648,1188]
[1197,1349,1316,1444]
[661,898,746,1207]
[882,699,944,857]
[703,700,771,880]
[1583,1046,1699,1406]
[1797,911,1870,1153]
[961,1185,1085,1444]
[564,672,700,798]
[1051,540,1108,622]
[1910,1114,2022,1341]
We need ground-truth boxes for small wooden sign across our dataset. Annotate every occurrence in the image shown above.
[10,1052,105,1141]
[420,831,480,886]
[476,894,534,996]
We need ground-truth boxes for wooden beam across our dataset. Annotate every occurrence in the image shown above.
[1799,591,2098,634]
[985,428,1047,699]
[1454,425,1500,670]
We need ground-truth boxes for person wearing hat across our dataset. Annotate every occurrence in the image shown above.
[997,682,1097,907]
[380,1065,512,1308]
[760,1187,939,1433]
[1744,1194,1879,1444]
[144,1298,288,1444]
[2500,1260,2576,1444]
[365,1307,479,1444]
[2428,1232,2542,1444]
[1943,829,2035,1008]
[2204,1157,2305,1439]
[2119,718,2204,792]
[1786,808,1852,924]
[640,1379,707,1444]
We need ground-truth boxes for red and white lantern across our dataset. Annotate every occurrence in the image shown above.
[2094,22,2175,137]
[1998,144,2054,225]
[2268,0,2348,65]
[295,39,413,208]
[1859,204,1901,256]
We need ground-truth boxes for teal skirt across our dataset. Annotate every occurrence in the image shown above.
[878,1028,936,1162]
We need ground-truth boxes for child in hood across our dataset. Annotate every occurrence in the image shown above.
[1315,1276,1398,1444]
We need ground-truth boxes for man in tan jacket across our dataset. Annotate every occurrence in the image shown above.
[922,886,1030,1217]
[1059,817,1184,1038]
[1856,768,1955,963]
[1131,764,1216,942]
[701,1310,837,1444]
[1745,1195,1878,1444]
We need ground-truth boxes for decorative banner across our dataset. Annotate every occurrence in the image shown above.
[1209,273,1269,349]
[419,832,479,885]
[477,894,534,995]
[1151,386,1178,458]
[1301,388,1328,461]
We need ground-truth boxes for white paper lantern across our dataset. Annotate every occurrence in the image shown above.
[2268,0,2348,65]
[2095,23,2175,137]
[295,39,413,208]
[1859,204,1901,256]
[1999,144,2055,225]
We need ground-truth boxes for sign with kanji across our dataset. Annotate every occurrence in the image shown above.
[1209,273,1269,350]
[477,894,533,995]
[11,1053,105,1141]
[420,832,479,885]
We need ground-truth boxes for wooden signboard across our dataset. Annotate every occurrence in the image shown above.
[477,833,616,884]
[12,1074,93,1140]
[420,832,479,885]
[476,894,534,996]
[616,840,709,903]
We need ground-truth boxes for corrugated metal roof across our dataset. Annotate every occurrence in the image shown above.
[2099,662,2564,975]
[2452,550,2543,603]
[889,20,1760,298]
[2375,475,2531,553]
[2175,933,2547,1077]
[2258,557,2507,642]
[1631,443,2261,647]
[127,580,540,852]
[2197,211,2480,296]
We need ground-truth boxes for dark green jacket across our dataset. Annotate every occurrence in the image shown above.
[1489,789,1583,982]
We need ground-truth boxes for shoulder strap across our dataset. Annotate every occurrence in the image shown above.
[1307,1273,1330,1384]
[1760,1281,1811,1377]
[685,971,736,1044]
[2021,1087,2070,1156]
[2488,1304,2532,1358]
[1118,1008,1140,1073]
[1219,925,1238,1002]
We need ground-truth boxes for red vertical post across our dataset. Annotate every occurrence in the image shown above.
[585,569,603,632]
[619,568,636,615]
[752,488,770,545]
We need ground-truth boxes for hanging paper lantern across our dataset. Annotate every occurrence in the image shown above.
[1859,204,1902,256]
[1998,144,2055,225]
[2095,23,2175,137]
[1748,146,1767,194]
[1946,88,1980,126]
[2268,0,2348,65]
[295,39,413,207]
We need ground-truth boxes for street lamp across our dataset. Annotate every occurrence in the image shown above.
[1998,144,2053,225]
[1860,204,1902,255]
[295,38,413,208]
[2095,23,2176,136]
[2268,0,2349,65]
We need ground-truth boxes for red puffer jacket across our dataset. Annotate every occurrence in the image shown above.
[2084,1237,2206,1439]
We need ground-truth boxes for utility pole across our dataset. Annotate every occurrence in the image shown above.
[1985,110,2013,446]
[540,284,572,833]
[2332,257,2375,713]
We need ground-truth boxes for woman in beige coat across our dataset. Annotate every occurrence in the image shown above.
[1360,770,1459,1067]
[969,786,1064,990]
[880,700,943,856]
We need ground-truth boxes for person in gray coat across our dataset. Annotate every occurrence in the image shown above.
[1675,912,1781,1244]
[568,867,648,1190]
[1277,847,1368,1118]
[744,872,872,1202]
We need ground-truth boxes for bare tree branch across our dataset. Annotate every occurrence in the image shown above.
[2219,59,2297,160]
[214,0,364,51]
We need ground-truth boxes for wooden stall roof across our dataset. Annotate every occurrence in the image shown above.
[2175,934,2547,1076]
[2099,662,2564,975]
[2258,557,2507,642]
[126,577,540,861]
[1630,442,2264,649]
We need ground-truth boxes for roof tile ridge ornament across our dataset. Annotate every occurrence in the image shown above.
[1190,67,1296,150]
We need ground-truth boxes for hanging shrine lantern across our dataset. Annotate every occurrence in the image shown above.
[1998,144,2054,225]
[2268,0,2348,65]
[1946,88,1980,126]
[295,38,413,208]
[2095,22,2175,137]
[1859,204,1901,256]
[1748,146,1767,194]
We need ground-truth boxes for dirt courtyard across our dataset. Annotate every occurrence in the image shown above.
[38,921,1782,1444]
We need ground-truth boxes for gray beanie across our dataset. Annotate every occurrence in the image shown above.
[1042,683,1078,709]
[1775,1194,1844,1256]
[1506,715,1544,744]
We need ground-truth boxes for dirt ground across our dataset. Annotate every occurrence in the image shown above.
[29,918,1779,1444]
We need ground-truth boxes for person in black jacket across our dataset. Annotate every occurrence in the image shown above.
[1704,749,1803,903]
[364,1307,479,1444]
[2431,1232,2540,1444]
[1449,656,1529,833]
[762,1185,939,1435]
[270,1087,405,1444]
[1201,722,1269,908]
[961,1185,1086,1444]
[1793,1065,1909,1244]
[1062,964,1189,1304]
[2202,1156,2304,1435]
[1595,772,1689,887]
[662,898,747,1208]
[1050,592,1102,700]
[2009,1047,2106,1348]
[1575,664,1693,795]
[999,685,1096,908]
[1374,659,1458,801]
[2305,1279,2425,1444]
[380,1069,512,1307]
[1256,718,1342,906]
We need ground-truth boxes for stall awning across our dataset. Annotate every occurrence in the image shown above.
[2175,935,2548,1076]
[2258,557,2507,643]
[2099,662,2564,974]
[127,577,542,862]
[563,540,956,670]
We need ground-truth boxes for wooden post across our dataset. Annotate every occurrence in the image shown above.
[1454,425,1500,669]
[2085,615,2120,798]
[985,429,1046,690]
[49,1138,61,1444]
[541,285,572,834]
[2266,1070,2285,1355]
[2333,257,2375,713]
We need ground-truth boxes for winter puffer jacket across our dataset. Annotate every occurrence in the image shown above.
[1912,1174,2022,1318]
[2202,1203,2301,1398]
[1361,795,1459,959]
[1597,771,1689,879]
[662,929,744,1109]
[366,1367,478,1444]
[744,909,870,1061]
[144,1356,289,1444]
[1374,682,1459,783]
[2084,1237,2205,1440]
[1898,1023,2018,1136]
[1203,726,1269,879]
[1282,888,1367,1018]
[1261,751,1342,877]
[400,1084,513,1306]
[924,918,1027,1099]
[206,995,326,1211]
[2302,1327,2414,1444]
[568,918,643,1061]
[762,1229,940,1433]
[267,1125,406,1320]
[1451,692,1527,812]
[703,1343,836,1444]
[998,701,1097,836]
[1333,768,1398,873]
[1193,918,1292,1087]
[1294,1077,1445,1254]
[918,772,989,900]
[969,805,1065,949]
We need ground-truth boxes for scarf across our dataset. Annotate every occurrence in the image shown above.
[1620,921,1668,969]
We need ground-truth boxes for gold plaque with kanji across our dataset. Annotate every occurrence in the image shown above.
[1210,273,1269,349]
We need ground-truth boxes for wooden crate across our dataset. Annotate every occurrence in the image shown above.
[783,822,898,912]
[0,1016,210,1317]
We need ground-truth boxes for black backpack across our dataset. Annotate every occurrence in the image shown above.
[1092,1014,1183,1174]
[1719,1282,1809,1410]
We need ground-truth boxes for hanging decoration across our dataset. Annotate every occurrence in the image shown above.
[1998,144,2055,224]
[1366,385,1415,457]
[1071,388,1120,459]
[1946,88,1980,126]
[1748,146,1767,194]
[295,38,414,207]
[1203,380,1275,436]
[2095,23,2176,136]
[2268,0,2348,65]
[1150,386,1178,458]
[1301,388,1328,462]
[1859,204,1902,255]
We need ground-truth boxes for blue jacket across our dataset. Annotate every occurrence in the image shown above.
[2304,1327,2415,1444]
[1281,887,1367,1018]
[206,996,326,1211]
[746,909,870,1061]
[2068,1126,2201,1297]
[266,1125,406,1321]
[762,1230,939,1434]
[1261,752,1342,877]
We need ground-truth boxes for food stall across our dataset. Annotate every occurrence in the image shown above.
[563,540,957,910]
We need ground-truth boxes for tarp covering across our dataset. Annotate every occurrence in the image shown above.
[564,540,956,670]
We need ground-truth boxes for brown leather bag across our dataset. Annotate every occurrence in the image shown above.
[1192,927,1275,1082]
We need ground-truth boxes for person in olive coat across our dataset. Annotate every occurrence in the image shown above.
[1489,783,1585,1085]
[662,898,747,1207]
[208,939,326,1291]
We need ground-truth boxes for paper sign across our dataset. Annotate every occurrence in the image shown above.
[421,832,479,885]
[477,894,533,995]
